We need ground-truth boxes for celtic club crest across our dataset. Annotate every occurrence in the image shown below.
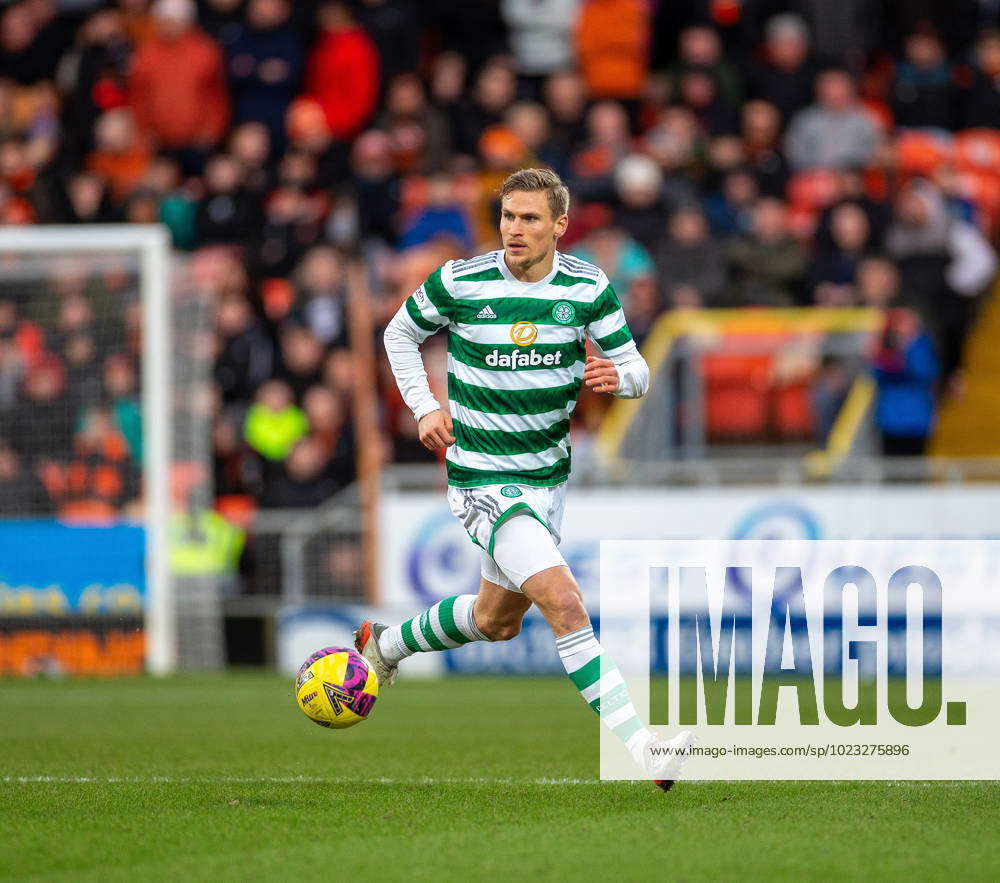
[551,301,576,324]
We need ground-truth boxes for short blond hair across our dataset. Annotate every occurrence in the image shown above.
[499,168,570,220]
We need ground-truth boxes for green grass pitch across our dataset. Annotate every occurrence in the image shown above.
[2,673,999,881]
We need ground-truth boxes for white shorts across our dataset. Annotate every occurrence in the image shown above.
[447,482,568,592]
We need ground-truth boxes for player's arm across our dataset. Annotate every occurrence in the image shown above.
[383,273,456,450]
[583,278,650,398]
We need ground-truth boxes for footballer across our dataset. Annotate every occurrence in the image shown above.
[356,168,693,788]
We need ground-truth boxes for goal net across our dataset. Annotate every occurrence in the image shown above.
[0,226,214,675]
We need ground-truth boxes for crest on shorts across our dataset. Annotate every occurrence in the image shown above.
[509,321,538,346]
[551,301,576,324]
[500,485,523,498]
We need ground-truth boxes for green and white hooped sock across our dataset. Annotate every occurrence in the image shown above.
[379,594,489,665]
[556,626,653,760]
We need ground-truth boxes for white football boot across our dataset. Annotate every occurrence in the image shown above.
[641,730,697,792]
[353,621,398,687]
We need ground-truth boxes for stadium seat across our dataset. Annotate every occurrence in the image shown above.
[771,382,814,439]
[702,353,771,440]
[954,129,1000,173]
[786,168,842,212]
[894,130,953,176]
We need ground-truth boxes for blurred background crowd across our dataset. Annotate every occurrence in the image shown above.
[2,0,1000,519]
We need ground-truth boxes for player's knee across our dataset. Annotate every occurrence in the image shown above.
[477,614,522,642]
[547,591,588,632]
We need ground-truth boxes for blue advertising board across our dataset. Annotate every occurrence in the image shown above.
[0,521,146,616]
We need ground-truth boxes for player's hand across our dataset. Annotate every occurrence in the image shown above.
[418,409,456,450]
[583,355,620,395]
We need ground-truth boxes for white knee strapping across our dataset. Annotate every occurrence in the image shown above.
[490,512,567,590]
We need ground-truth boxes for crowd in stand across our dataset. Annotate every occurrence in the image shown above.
[1,0,1000,516]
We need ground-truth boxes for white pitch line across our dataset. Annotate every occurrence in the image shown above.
[1,775,607,786]
[1,776,993,787]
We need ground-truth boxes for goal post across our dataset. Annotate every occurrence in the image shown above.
[0,225,175,674]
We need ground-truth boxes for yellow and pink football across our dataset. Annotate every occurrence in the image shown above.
[294,647,379,729]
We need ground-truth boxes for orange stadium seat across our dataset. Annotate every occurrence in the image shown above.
[786,168,842,212]
[702,353,772,440]
[954,129,1000,173]
[894,130,953,176]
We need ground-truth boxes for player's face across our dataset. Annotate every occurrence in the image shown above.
[500,190,568,274]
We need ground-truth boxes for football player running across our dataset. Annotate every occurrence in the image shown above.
[357,168,693,789]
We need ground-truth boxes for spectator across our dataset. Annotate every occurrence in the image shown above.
[0,439,51,516]
[703,168,758,238]
[243,378,308,461]
[355,0,419,89]
[228,121,273,198]
[885,180,998,378]
[288,245,347,348]
[575,0,651,104]
[572,221,655,301]
[428,50,466,143]
[302,385,352,459]
[376,73,452,174]
[727,197,807,306]
[215,289,275,405]
[258,434,346,507]
[0,0,73,85]
[129,0,230,172]
[505,102,563,175]
[740,100,789,198]
[454,57,518,156]
[86,109,152,205]
[747,14,818,123]
[570,100,634,193]
[49,404,139,520]
[399,173,473,252]
[856,256,903,309]
[11,356,76,461]
[501,0,579,94]
[670,25,742,110]
[611,154,677,252]
[892,24,955,130]
[784,69,878,171]
[654,207,729,308]
[542,70,588,167]
[305,0,379,141]
[676,67,740,136]
[622,274,663,344]
[871,308,940,456]
[349,129,401,246]
[195,154,261,246]
[226,0,303,151]
[104,353,143,461]
[809,201,873,302]
[56,9,132,159]
[277,323,325,399]
[199,0,245,46]
[961,28,1000,128]
[253,184,324,278]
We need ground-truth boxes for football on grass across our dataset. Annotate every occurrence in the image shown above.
[295,647,379,728]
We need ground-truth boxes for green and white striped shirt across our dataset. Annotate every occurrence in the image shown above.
[384,249,648,488]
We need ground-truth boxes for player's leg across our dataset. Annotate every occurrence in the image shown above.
[354,549,531,684]
[492,512,694,785]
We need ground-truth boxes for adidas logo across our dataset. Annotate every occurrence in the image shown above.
[476,305,497,320]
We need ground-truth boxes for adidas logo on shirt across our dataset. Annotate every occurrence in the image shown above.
[476,305,497,320]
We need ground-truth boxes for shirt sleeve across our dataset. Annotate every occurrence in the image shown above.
[383,268,455,422]
[585,275,649,399]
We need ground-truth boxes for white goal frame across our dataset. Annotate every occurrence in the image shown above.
[0,225,174,673]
